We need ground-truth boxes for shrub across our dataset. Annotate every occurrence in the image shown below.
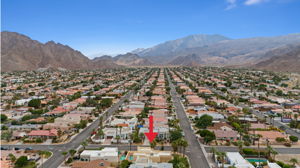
[36,138,43,143]
[289,136,298,143]
[275,137,286,143]
[28,99,41,108]
[244,141,250,146]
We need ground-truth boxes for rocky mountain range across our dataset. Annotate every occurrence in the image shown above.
[254,44,300,73]
[2,31,300,72]
[1,31,154,71]
[133,33,300,67]
[132,34,230,63]
[93,53,153,66]
[1,31,92,71]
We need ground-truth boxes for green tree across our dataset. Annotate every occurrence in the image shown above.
[290,158,298,167]
[195,114,213,129]
[15,156,29,168]
[81,141,88,150]
[150,140,157,149]
[216,152,226,168]
[120,160,132,168]
[169,154,189,168]
[170,129,183,142]
[61,151,68,163]
[100,98,113,108]
[198,130,216,144]
[289,136,298,143]
[8,153,16,162]
[69,149,76,157]
[0,114,8,122]
[28,99,41,108]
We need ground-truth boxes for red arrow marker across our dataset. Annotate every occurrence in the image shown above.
[144,115,157,143]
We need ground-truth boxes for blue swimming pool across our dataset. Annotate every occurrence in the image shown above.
[246,158,267,163]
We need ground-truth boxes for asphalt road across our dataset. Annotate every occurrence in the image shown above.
[166,70,211,168]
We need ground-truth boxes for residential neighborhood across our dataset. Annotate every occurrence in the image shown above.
[1,67,300,168]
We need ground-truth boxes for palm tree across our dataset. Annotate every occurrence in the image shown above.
[288,112,293,119]
[181,139,188,156]
[150,140,157,149]
[271,149,278,161]
[116,135,121,144]
[211,147,217,160]
[294,114,299,121]
[266,145,274,159]
[171,140,179,153]
[69,149,76,158]
[99,116,103,128]
[216,152,226,168]
[290,158,298,167]
[237,140,243,153]
[282,112,287,120]
[81,140,87,150]
[61,151,68,163]
[97,128,104,139]
[119,126,122,140]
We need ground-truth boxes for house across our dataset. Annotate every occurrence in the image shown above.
[186,95,205,106]
[213,130,239,141]
[129,163,173,168]
[110,118,138,130]
[71,159,113,168]
[207,122,233,131]
[43,113,82,131]
[27,129,58,139]
[103,127,132,140]
[80,148,118,163]
[253,131,286,143]
[250,123,268,130]
[215,152,254,168]
[198,111,225,120]
[9,124,42,131]
[125,147,172,165]
[11,131,27,140]
[15,99,31,106]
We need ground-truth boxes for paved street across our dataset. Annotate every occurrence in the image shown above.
[166,70,211,168]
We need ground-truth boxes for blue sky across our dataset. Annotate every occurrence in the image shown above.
[2,0,300,57]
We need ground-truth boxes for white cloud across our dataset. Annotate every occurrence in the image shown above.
[225,0,237,10]
[244,0,269,5]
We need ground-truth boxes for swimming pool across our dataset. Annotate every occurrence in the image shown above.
[246,158,267,163]
[120,155,126,161]
[120,155,134,161]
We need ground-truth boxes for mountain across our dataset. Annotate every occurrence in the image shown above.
[254,44,300,73]
[93,53,153,66]
[134,33,300,67]
[1,31,120,71]
[132,34,230,63]
[169,34,300,66]
[113,53,153,66]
